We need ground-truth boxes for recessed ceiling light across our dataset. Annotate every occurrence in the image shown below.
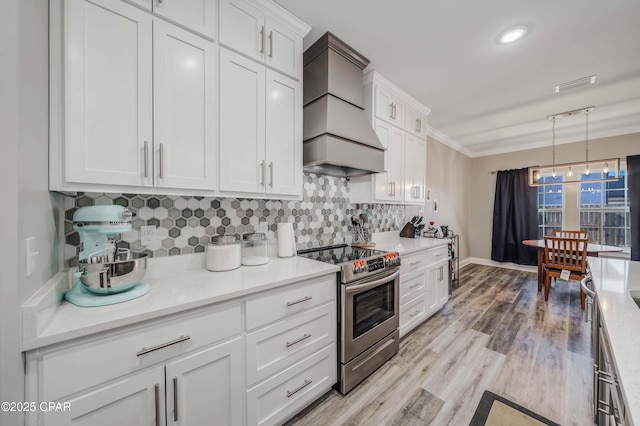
[498,26,528,44]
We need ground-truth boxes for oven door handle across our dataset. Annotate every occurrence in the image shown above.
[345,269,400,294]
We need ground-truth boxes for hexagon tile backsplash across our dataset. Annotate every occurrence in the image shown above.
[63,173,406,264]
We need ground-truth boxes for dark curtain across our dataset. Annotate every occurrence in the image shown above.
[628,155,640,261]
[491,168,538,265]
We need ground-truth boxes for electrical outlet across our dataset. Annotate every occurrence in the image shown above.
[140,225,156,246]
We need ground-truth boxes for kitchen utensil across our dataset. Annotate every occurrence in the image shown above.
[77,253,148,294]
[410,216,418,224]
[415,216,423,225]
[241,232,269,266]
[400,222,416,238]
[206,235,241,271]
[277,223,296,257]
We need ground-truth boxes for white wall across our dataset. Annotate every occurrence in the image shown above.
[1,2,60,423]
[1,1,23,423]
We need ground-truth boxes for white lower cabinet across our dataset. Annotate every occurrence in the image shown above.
[26,274,338,426]
[399,245,450,338]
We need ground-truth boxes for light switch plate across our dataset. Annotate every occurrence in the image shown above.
[25,237,38,277]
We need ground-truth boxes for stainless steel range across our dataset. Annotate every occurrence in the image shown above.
[297,244,400,394]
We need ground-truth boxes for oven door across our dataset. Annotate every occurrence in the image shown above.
[341,268,400,363]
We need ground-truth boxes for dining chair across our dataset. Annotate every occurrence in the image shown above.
[553,230,588,239]
[542,236,589,307]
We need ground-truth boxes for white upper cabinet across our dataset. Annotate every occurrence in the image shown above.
[218,0,303,79]
[219,49,302,198]
[375,85,404,128]
[265,69,302,196]
[405,102,428,139]
[153,20,217,191]
[403,133,426,204]
[63,0,153,188]
[51,0,218,194]
[126,0,217,39]
[374,121,404,203]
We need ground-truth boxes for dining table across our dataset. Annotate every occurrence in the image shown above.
[522,239,623,290]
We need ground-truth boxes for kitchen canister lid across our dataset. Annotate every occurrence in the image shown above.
[242,232,266,241]
[210,235,238,245]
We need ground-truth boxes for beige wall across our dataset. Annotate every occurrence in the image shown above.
[468,133,640,260]
[406,136,472,260]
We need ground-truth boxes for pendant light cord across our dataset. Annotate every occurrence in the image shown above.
[551,117,556,169]
[585,109,590,162]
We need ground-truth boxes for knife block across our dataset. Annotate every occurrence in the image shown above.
[399,222,416,238]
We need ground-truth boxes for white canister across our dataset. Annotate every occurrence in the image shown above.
[206,235,241,271]
[241,232,269,266]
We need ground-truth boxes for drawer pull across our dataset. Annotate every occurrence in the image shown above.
[286,333,312,348]
[154,384,160,426]
[409,282,421,289]
[410,310,420,318]
[287,296,312,307]
[136,335,191,357]
[435,253,445,257]
[410,261,422,266]
[286,379,312,398]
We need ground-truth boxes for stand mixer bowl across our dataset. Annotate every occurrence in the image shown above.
[78,253,148,294]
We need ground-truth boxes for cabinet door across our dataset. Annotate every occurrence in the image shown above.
[374,86,404,127]
[426,263,440,314]
[219,0,265,63]
[265,70,302,197]
[265,18,302,79]
[405,104,427,138]
[219,48,266,194]
[154,20,217,191]
[64,0,152,187]
[403,133,426,203]
[153,0,217,39]
[373,121,404,202]
[43,366,165,425]
[165,338,243,426]
[435,260,449,306]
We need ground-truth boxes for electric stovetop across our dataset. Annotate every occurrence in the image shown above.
[296,244,389,265]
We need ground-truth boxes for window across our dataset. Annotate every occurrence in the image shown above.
[537,176,563,238]
[536,165,630,246]
[579,170,629,246]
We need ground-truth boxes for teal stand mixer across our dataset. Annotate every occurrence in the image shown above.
[65,205,150,307]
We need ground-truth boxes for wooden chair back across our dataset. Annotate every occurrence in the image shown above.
[553,230,587,239]
[543,236,588,273]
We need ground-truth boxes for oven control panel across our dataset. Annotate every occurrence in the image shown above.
[383,253,400,267]
[350,253,400,276]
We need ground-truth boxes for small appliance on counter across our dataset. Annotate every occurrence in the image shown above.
[206,235,242,271]
[66,205,150,307]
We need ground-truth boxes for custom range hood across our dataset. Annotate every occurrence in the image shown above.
[303,32,385,178]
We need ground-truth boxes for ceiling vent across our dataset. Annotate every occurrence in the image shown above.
[555,75,597,93]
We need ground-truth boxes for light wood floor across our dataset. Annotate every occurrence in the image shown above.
[286,264,593,426]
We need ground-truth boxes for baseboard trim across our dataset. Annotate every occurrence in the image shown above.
[465,257,537,273]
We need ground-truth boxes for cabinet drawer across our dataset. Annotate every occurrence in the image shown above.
[246,303,335,386]
[399,251,429,275]
[39,302,241,402]
[245,275,336,330]
[247,345,336,426]
[400,295,427,337]
[424,245,449,265]
[400,270,426,305]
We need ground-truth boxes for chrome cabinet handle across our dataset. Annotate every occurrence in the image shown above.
[393,181,396,197]
[159,143,164,179]
[389,103,394,119]
[435,253,445,257]
[173,377,178,421]
[269,31,273,58]
[393,103,397,119]
[154,384,160,426]
[287,296,312,306]
[287,379,312,398]
[144,141,149,178]
[269,161,273,187]
[389,182,393,196]
[410,261,422,266]
[286,333,311,348]
[409,310,420,318]
[409,282,420,289]
[416,118,420,132]
[260,160,265,186]
[136,335,191,356]
[260,26,265,54]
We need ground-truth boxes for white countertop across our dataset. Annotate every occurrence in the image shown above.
[372,231,450,254]
[22,254,338,351]
[588,257,640,425]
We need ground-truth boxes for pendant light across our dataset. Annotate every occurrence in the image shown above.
[528,106,620,186]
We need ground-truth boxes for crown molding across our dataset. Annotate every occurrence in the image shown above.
[246,0,311,37]
[424,125,473,157]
